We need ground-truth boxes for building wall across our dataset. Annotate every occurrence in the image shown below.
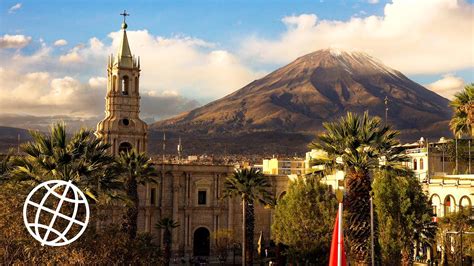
[425,174,473,218]
[134,163,289,257]
[262,158,305,175]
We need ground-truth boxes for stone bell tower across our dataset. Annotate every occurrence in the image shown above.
[96,11,148,155]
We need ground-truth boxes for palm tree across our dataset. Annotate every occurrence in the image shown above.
[0,150,13,183]
[309,111,403,265]
[155,217,180,266]
[116,149,156,239]
[449,83,474,138]
[222,168,273,266]
[10,123,120,201]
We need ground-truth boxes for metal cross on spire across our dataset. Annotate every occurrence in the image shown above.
[120,10,130,23]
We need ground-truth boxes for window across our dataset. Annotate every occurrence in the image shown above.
[198,191,207,205]
[135,77,139,93]
[122,76,129,95]
[122,118,129,126]
[150,188,156,205]
[112,75,117,92]
[419,158,424,170]
[413,159,417,170]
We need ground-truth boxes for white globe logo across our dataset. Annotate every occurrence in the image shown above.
[23,180,90,247]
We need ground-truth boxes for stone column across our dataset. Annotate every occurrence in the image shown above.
[172,173,179,251]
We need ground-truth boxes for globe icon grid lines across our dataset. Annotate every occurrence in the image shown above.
[23,180,90,247]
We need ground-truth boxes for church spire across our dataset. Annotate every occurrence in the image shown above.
[116,10,133,68]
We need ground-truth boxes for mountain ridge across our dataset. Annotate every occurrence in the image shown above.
[152,49,451,139]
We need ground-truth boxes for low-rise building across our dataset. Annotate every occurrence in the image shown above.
[426,174,473,219]
[304,138,473,219]
[401,137,473,218]
[262,157,305,175]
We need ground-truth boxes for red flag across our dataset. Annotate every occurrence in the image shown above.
[329,203,346,266]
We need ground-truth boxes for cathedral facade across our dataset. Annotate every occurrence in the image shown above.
[96,19,289,259]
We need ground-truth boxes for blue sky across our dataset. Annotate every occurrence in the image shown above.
[1,1,386,45]
[0,0,473,128]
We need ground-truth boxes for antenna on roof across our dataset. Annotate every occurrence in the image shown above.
[17,133,20,154]
[162,131,166,163]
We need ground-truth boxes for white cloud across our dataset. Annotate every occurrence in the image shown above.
[3,0,471,126]
[0,34,31,49]
[1,28,258,123]
[240,0,474,75]
[88,77,107,89]
[426,74,465,99]
[0,68,100,116]
[59,50,82,63]
[105,30,260,99]
[54,39,68,46]
[368,0,379,4]
[45,30,259,99]
[0,68,199,121]
[8,3,21,13]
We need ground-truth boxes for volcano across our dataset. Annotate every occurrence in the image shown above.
[150,49,451,155]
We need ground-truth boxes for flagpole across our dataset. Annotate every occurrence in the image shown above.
[338,202,343,266]
[335,189,344,266]
[330,189,345,266]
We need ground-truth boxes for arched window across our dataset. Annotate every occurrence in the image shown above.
[134,77,139,93]
[419,158,424,170]
[122,76,129,95]
[112,75,117,92]
[430,194,441,217]
[444,195,456,216]
[413,159,417,170]
[459,196,472,214]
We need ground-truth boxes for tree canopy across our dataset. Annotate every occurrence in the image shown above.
[272,176,337,264]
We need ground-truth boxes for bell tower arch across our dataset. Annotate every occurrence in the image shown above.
[96,12,148,156]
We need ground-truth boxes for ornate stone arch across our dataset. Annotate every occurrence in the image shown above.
[193,226,211,256]
[459,196,472,212]
[443,194,456,216]
[429,194,441,217]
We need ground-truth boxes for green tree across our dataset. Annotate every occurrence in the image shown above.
[372,171,401,264]
[116,149,156,239]
[449,83,474,138]
[309,111,404,265]
[10,123,120,201]
[0,123,162,264]
[155,217,180,266]
[272,176,337,264]
[373,171,435,265]
[0,151,12,183]
[9,123,123,235]
[212,229,237,264]
[437,209,473,265]
[222,168,273,266]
